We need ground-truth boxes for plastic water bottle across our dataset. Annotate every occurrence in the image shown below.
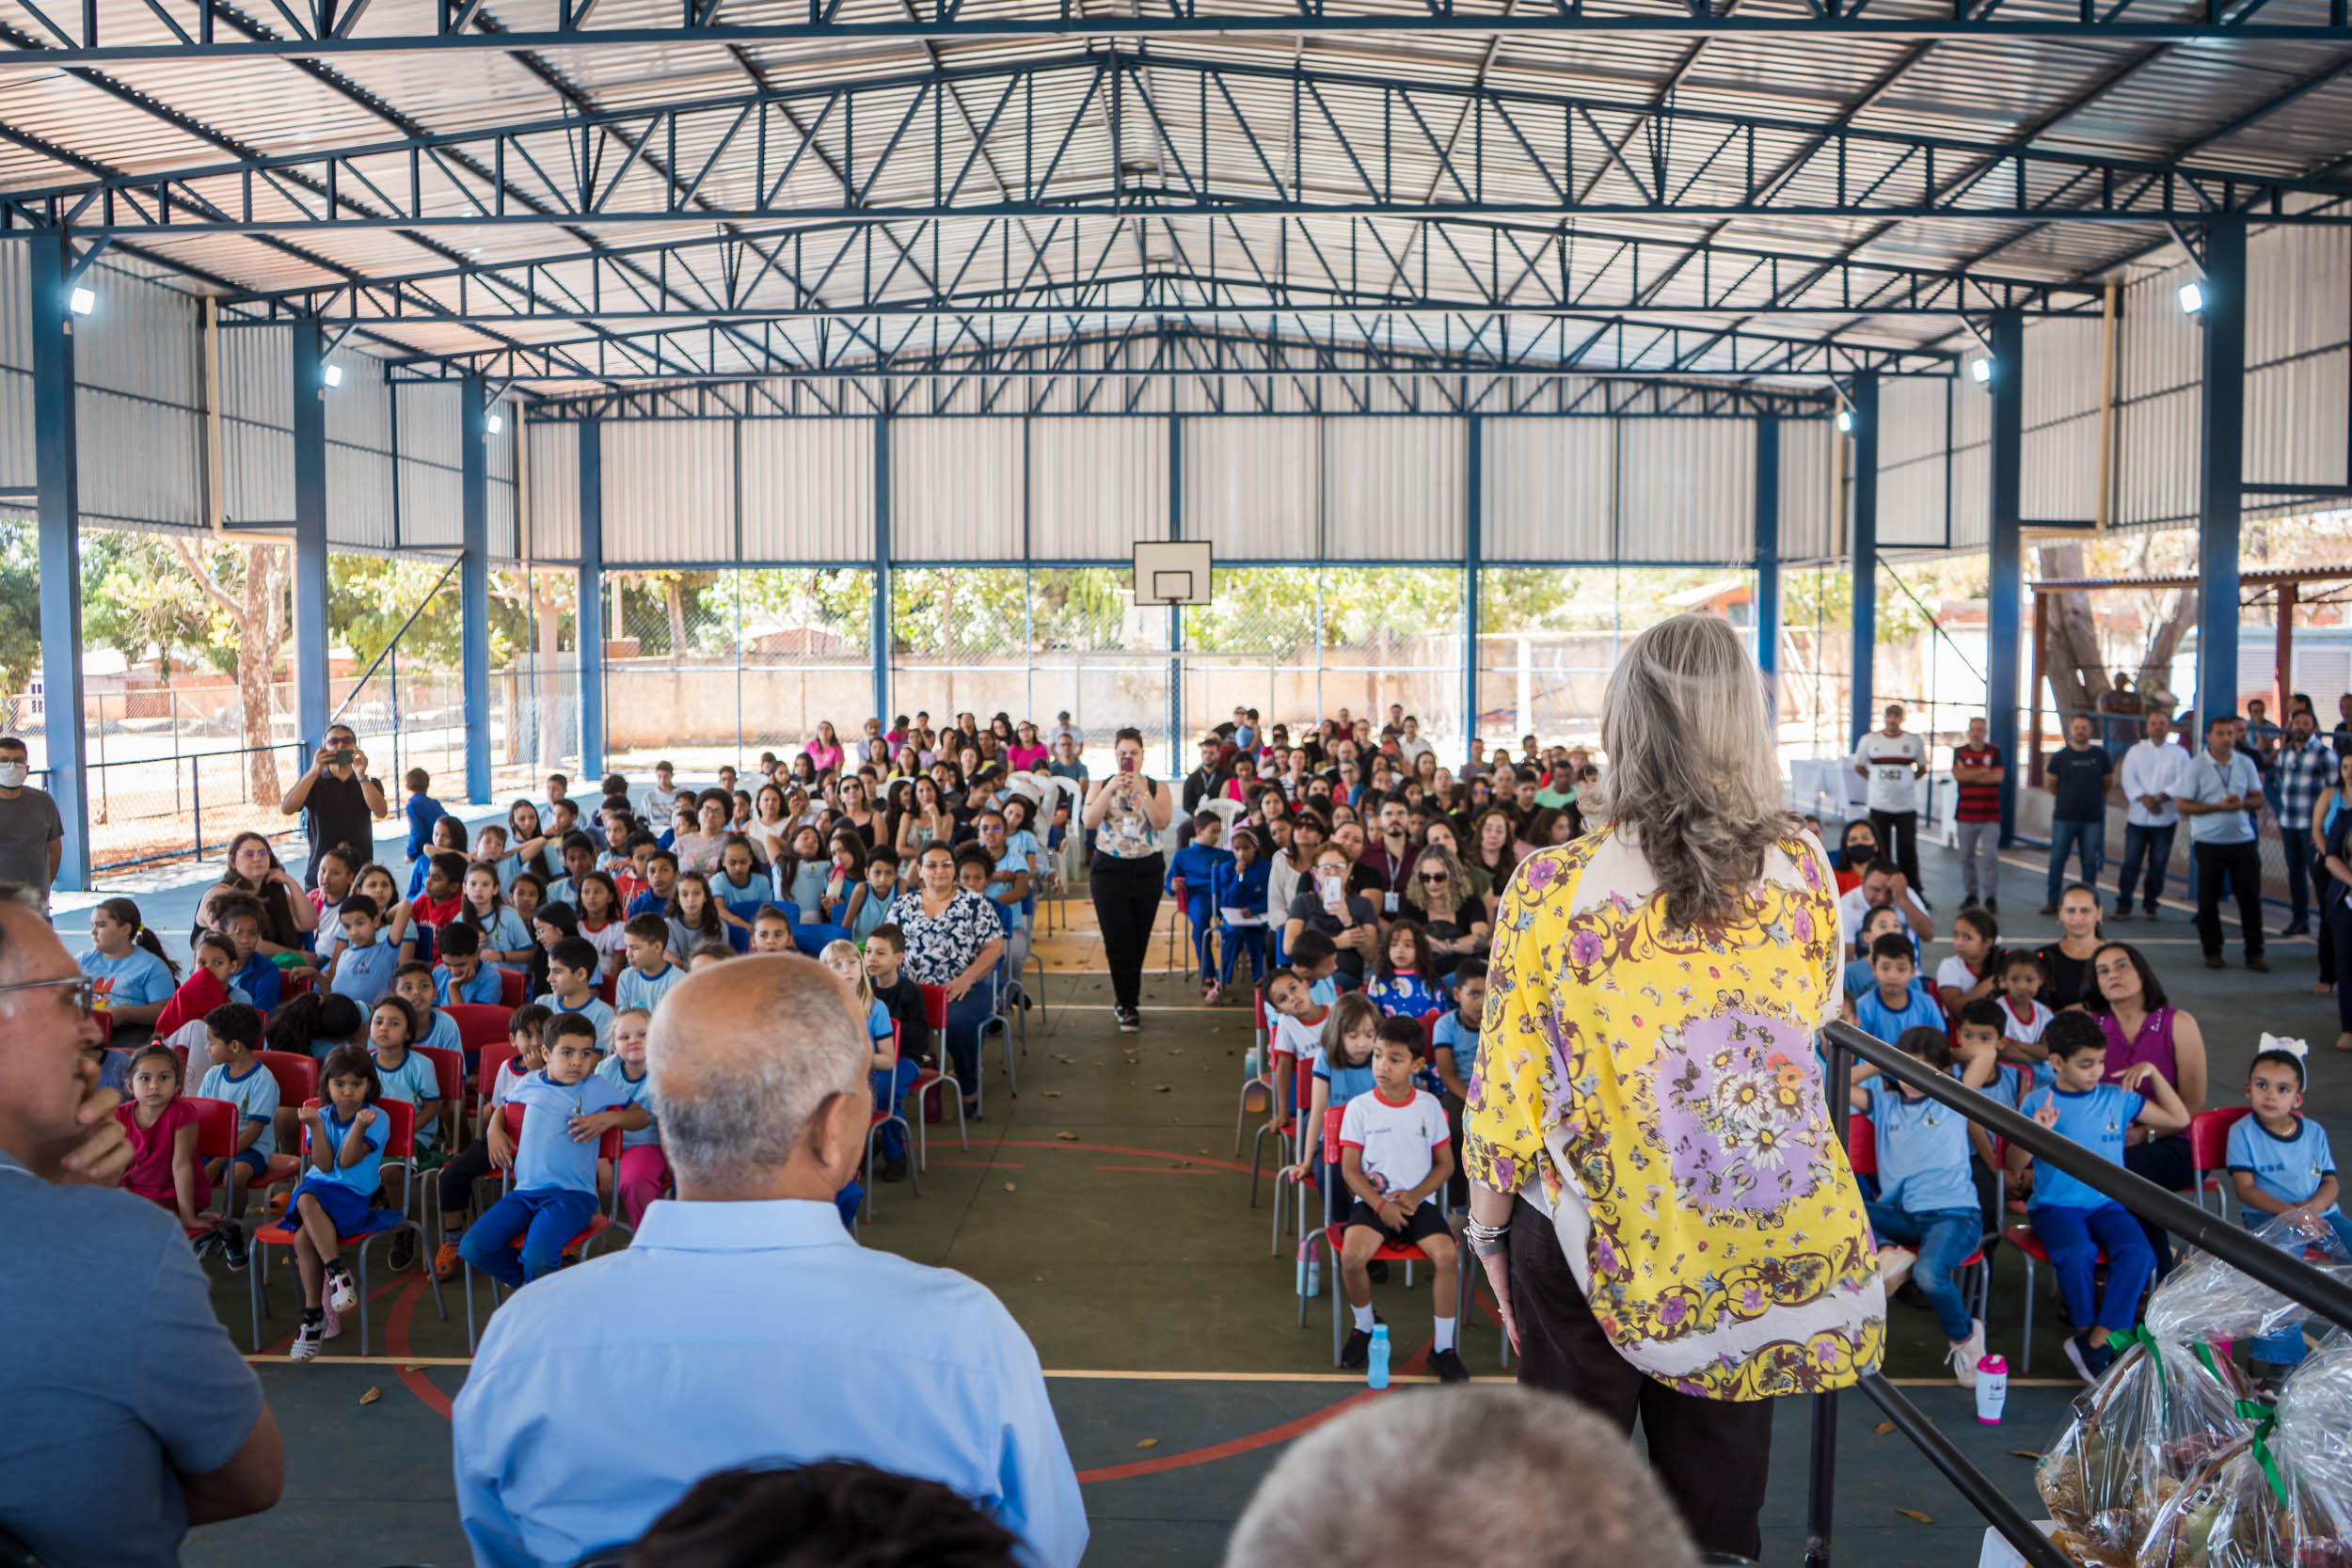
[1296,1251,1320,1298]
[1367,1323,1391,1390]
[1976,1354,2009,1424]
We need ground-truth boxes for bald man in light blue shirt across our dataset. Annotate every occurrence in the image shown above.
[452,955,1085,1568]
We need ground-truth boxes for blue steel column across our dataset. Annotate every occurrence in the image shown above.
[291,319,330,753]
[1167,413,1183,768]
[1986,309,2025,846]
[459,378,492,803]
[1848,373,1880,751]
[871,414,890,725]
[578,419,605,778]
[1755,412,1781,705]
[1464,413,1483,761]
[2195,217,2247,734]
[30,235,88,891]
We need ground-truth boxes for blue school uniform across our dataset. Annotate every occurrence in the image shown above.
[863,996,917,1162]
[1432,1010,1479,1093]
[2228,1115,2351,1365]
[1853,981,1946,1043]
[2019,1081,2155,1337]
[469,906,535,973]
[416,1006,461,1060]
[371,1048,443,1146]
[404,793,446,863]
[459,1069,634,1288]
[536,992,616,1052]
[329,938,398,1008]
[230,952,282,1013]
[594,1054,660,1149]
[198,1058,279,1168]
[615,960,686,1016]
[79,946,177,1014]
[288,1103,389,1234]
[435,964,502,1006]
[1312,1047,1378,1113]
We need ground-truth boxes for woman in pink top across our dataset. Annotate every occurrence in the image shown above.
[803,721,844,774]
[2082,940,2207,1266]
[115,1043,212,1228]
[1007,721,1049,773]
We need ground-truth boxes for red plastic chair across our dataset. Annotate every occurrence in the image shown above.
[596,974,618,1006]
[1848,1105,1988,1324]
[462,1103,627,1351]
[245,1097,447,1355]
[2189,1106,2253,1221]
[252,1051,319,1205]
[908,983,969,1167]
[415,1045,464,1153]
[1234,988,1277,1157]
[497,968,528,1007]
[444,1003,516,1056]
[1299,1102,1445,1364]
[181,1095,239,1240]
[861,1022,920,1219]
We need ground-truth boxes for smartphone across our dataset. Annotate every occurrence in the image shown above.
[327,748,354,767]
[1118,755,1137,774]
[1319,871,1345,917]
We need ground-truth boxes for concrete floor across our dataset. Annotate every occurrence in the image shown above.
[72,824,2349,1568]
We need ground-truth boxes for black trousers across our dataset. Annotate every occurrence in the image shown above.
[1869,807,1923,891]
[1509,1195,1775,1560]
[2191,839,2265,958]
[1089,852,1164,1012]
[2122,1133,2193,1276]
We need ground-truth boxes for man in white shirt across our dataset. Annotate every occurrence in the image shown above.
[1836,859,1937,949]
[1851,705,1929,891]
[2114,713,2186,921]
[1396,716,1435,768]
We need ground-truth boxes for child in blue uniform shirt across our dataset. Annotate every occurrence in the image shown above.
[822,941,916,1187]
[458,1015,645,1291]
[404,768,447,864]
[287,1044,390,1361]
[326,895,399,1009]
[2013,1012,2190,1383]
[1211,826,1273,993]
[1850,1025,1994,1387]
[2230,1039,2349,1377]
[1166,812,1234,1002]
[1850,931,1947,1041]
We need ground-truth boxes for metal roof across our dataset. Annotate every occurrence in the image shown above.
[5,0,2348,396]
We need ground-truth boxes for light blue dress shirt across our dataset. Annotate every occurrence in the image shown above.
[452,1198,1087,1568]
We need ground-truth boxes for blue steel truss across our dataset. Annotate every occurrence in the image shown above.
[11,51,2352,236]
[9,0,2352,62]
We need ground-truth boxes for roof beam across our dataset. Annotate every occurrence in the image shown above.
[11,4,2352,61]
[14,51,2352,238]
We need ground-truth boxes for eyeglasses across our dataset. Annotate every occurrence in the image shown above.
[1418,872,1449,883]
[0,974,99,1015]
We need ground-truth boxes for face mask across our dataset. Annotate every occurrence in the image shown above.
[0,763,25,788]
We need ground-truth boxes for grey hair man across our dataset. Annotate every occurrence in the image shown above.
[0,883,284,1562]
[452,954,1086,1568]
[1223,1384,1699,1568]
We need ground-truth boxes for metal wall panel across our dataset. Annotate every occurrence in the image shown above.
[1182,418,1318,561]
[1778,417,1838,562]
[2022,315,2105,433]
[2116,388,2201,528]
[2121,262,2204,402]
[1028,417,1164,561]
[487,399,518,561]
[0,245,27,372]
[740,418,871,562]
[1947,378,1990,550]
[76,388,203,529]
[72,261,199,404]
[220,324,294,527]
[325,349,394,549]
[1481,418,1613,561]
[1322,418,1464,561]
[891,419,1021,561]
[0,369,31,493]
[525,420,579,562]
[395,382,464,548]
[1875,376,1947,547]
[2246,346,2350,491]
[1615,418,1755,562]
[2244,225,2352,490]
[2023,415,2101,524]
[2248,226,2351,368]
[603,420,736,562]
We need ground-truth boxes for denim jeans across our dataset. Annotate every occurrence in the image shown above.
[2283,835,2312,925]
[1865,1200,1981,1341]
[871,1059,919,1160]
[2115,821,2176,911]
[1954,821,2000,905]
[2030,1200,2156,1334]
[2046,817,2106,906]
[459,1185,598,1289]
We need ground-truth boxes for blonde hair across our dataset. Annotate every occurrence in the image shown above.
[613,1006,652,1029]
[1593,612,1794,929]
[818,938,875,1008]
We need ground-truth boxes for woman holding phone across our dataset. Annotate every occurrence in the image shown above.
[1085,726,1174,1034]
[1282,843,1382,984]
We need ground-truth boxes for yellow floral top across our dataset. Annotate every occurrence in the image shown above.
[1464,825,1884,1401]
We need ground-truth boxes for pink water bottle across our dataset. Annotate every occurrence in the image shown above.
[1976,1354,2009,1424]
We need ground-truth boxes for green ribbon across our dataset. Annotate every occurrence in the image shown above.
[2233,1397,2287,1506]
[2106,1324,2166,1404]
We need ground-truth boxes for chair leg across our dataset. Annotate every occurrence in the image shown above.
[355,1241,373,1357]
[863,1126,880,1222]
[2021,1256,2035,1375]
[247,1244,265,1353]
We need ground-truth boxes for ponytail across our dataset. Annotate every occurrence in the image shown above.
[99,895,182,981]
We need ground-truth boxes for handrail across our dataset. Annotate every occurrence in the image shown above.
[1802,1019,2352,1568]
[1820,1020,2352,1334]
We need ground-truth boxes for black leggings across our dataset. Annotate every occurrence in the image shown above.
[1090,853,1165,1012]
[437,1137,496,1219]
[2123,1132,2194,1275]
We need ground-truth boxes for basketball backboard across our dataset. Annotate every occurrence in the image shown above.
[1132,541,1214,607]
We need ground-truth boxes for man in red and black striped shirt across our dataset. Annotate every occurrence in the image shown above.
[1951,715,2006,911]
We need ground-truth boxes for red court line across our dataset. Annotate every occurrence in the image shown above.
[257,1273,406,1357]
[1073,1338,1433,1484]
[385,1275,455,1417]
[1094,1164,1223,1175]
[925,1159,1027,1168]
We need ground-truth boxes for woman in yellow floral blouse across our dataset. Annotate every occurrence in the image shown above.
[1463,613,1883,1560]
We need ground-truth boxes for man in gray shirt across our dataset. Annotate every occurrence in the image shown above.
[0,886,284,1563]
[2172,714,2270,974]
[0,736,62,905]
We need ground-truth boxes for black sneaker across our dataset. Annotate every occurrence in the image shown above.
[218,1223,249,1273]
[1431,1348,1470,1385]
[1984,899,1997,913]
[1341,1328,1373,1369]
[882,1156,910,1183]
[191,1225,222,1261]
[2206,954,2227,970]
[1116,1007,1140,1034]
[2247,954,2270,974]
[387,1229,416,1272]
[1366,1260,1391,1284]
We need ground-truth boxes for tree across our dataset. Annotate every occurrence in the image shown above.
[0,522,42,702]
[169,537,292,807]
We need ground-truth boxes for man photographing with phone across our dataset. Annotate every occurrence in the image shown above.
[279,722,388,889]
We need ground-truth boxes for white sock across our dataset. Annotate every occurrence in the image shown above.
[1353,1304,1376,1333]
[1433,1315,1458,1353]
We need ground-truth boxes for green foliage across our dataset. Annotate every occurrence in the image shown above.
[0,522,40,696]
